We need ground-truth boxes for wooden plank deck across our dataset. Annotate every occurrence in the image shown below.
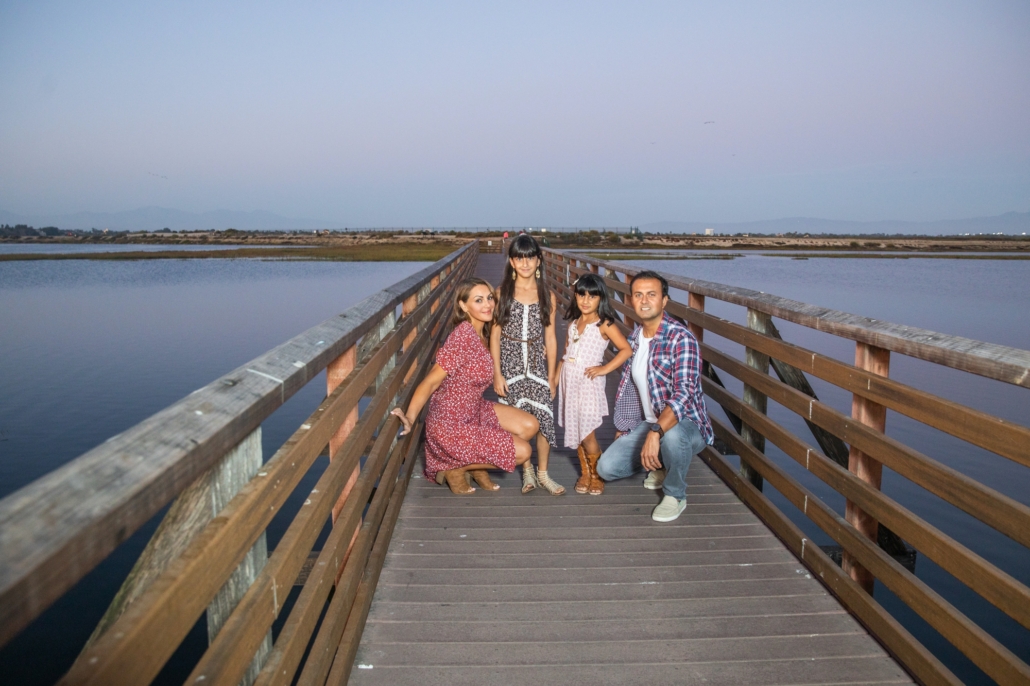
[349,253,912,685]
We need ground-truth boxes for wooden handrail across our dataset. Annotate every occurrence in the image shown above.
[62,257,466,685]
[543,247,1030,685]
[552,252,1030,387]
[0,241,479,683]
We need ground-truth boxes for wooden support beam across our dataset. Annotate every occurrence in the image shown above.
[843,342,890,593]
[740,308,770,490]
[328,347,359,527]
[687,292,705,342]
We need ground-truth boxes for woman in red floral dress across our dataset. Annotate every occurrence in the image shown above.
[392,278,538,494]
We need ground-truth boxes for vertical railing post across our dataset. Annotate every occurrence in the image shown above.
[83,430,270,685]
[687,292,705,343]
[402,291,420,382]
[429,275,441,314]
[205,430,270,686]
[328,346,359,525]
[842,342,890,593]
[609,269,629,324]
[740,308,771,490]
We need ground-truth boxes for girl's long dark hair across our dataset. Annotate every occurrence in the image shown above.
[564,273,618,326]
[451,277,494,340]
[496,234,551,328]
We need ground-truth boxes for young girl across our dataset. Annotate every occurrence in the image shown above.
[491,234,563,495]
[557,273,632,495]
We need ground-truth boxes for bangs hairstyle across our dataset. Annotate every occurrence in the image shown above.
[496,234,551,328]
[451,277,494,339]
[564,272,618,326]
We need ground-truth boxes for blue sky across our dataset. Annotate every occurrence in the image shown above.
[1,1,1027,226]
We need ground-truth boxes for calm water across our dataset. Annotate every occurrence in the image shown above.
[0,258,429,685]
[0,253,1027,684]
[0,242,302,254]
[622,254,1029,684]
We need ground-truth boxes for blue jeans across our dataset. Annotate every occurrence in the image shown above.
[596,420,707,500]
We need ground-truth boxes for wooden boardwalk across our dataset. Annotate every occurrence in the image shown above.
[349,254,912,685]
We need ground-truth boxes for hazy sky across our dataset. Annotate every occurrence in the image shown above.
[1,1,1027,226]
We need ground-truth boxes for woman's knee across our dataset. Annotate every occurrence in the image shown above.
[513,437,532,464]
[520,415,539,440]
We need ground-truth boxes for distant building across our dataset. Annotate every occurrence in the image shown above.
[704,228,715,236]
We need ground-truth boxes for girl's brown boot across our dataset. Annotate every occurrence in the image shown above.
[574,445,590,494]
[585,451,604,495]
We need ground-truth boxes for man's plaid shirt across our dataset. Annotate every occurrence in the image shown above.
[612,312,714,444]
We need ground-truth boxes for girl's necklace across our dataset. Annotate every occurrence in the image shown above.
[568,316,596,362]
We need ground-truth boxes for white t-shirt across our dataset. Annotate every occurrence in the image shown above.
[632,329,658,423]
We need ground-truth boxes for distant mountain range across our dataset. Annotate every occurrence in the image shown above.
[1,206,1028,235]
[0,206,331,231]
[642,211,1030,236]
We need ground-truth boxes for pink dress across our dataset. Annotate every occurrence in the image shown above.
[557,320,609,449]
[423,322,517,482]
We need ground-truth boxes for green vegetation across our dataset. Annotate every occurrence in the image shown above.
[758,252,1030,260]
[584,252,741,261]
[0,243,459,263]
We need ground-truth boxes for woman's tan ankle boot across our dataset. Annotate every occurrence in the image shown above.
[575,446,590,494]
[585,451,604,495]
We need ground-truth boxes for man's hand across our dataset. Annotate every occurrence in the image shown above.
[640,431,663,472]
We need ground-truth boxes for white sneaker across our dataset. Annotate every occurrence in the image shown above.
[643,468,665,490]
[652,495,686,522]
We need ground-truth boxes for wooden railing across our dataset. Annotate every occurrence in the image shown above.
[0,241,479,685]
[543,248,1030,686]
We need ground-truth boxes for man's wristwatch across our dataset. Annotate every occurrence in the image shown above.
[649,423,665,439]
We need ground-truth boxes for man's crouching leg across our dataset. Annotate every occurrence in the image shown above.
[651,420,706,523]
[596,422,648,484]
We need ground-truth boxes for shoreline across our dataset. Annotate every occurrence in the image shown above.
[2,231,1029,261]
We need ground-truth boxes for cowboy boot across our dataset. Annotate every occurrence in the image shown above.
[585,451,604,496]
[574,445,590,494]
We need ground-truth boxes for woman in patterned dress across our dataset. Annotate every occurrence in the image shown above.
[490,235,563,495]
[392,278,539,494]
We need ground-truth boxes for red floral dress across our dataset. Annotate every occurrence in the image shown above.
[423,322,517,481]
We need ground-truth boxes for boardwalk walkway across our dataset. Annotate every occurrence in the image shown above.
[349,253,912,685]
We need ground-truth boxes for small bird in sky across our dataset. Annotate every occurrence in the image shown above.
[704,120,715,124]
[148,172,167,180]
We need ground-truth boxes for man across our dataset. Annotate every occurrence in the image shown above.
[595,271,713,522]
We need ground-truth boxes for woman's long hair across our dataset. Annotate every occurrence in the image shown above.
[496,234,551,328]
[451,277,494,340]
[564,272,618,326]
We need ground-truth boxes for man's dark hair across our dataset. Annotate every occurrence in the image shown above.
[629,270,669,298]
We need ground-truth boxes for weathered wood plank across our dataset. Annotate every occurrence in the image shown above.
[347,657,912,686]
[355,632,888,666]
[363,593,841,623]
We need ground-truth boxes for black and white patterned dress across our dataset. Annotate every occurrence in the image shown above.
[499,299,556,446]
